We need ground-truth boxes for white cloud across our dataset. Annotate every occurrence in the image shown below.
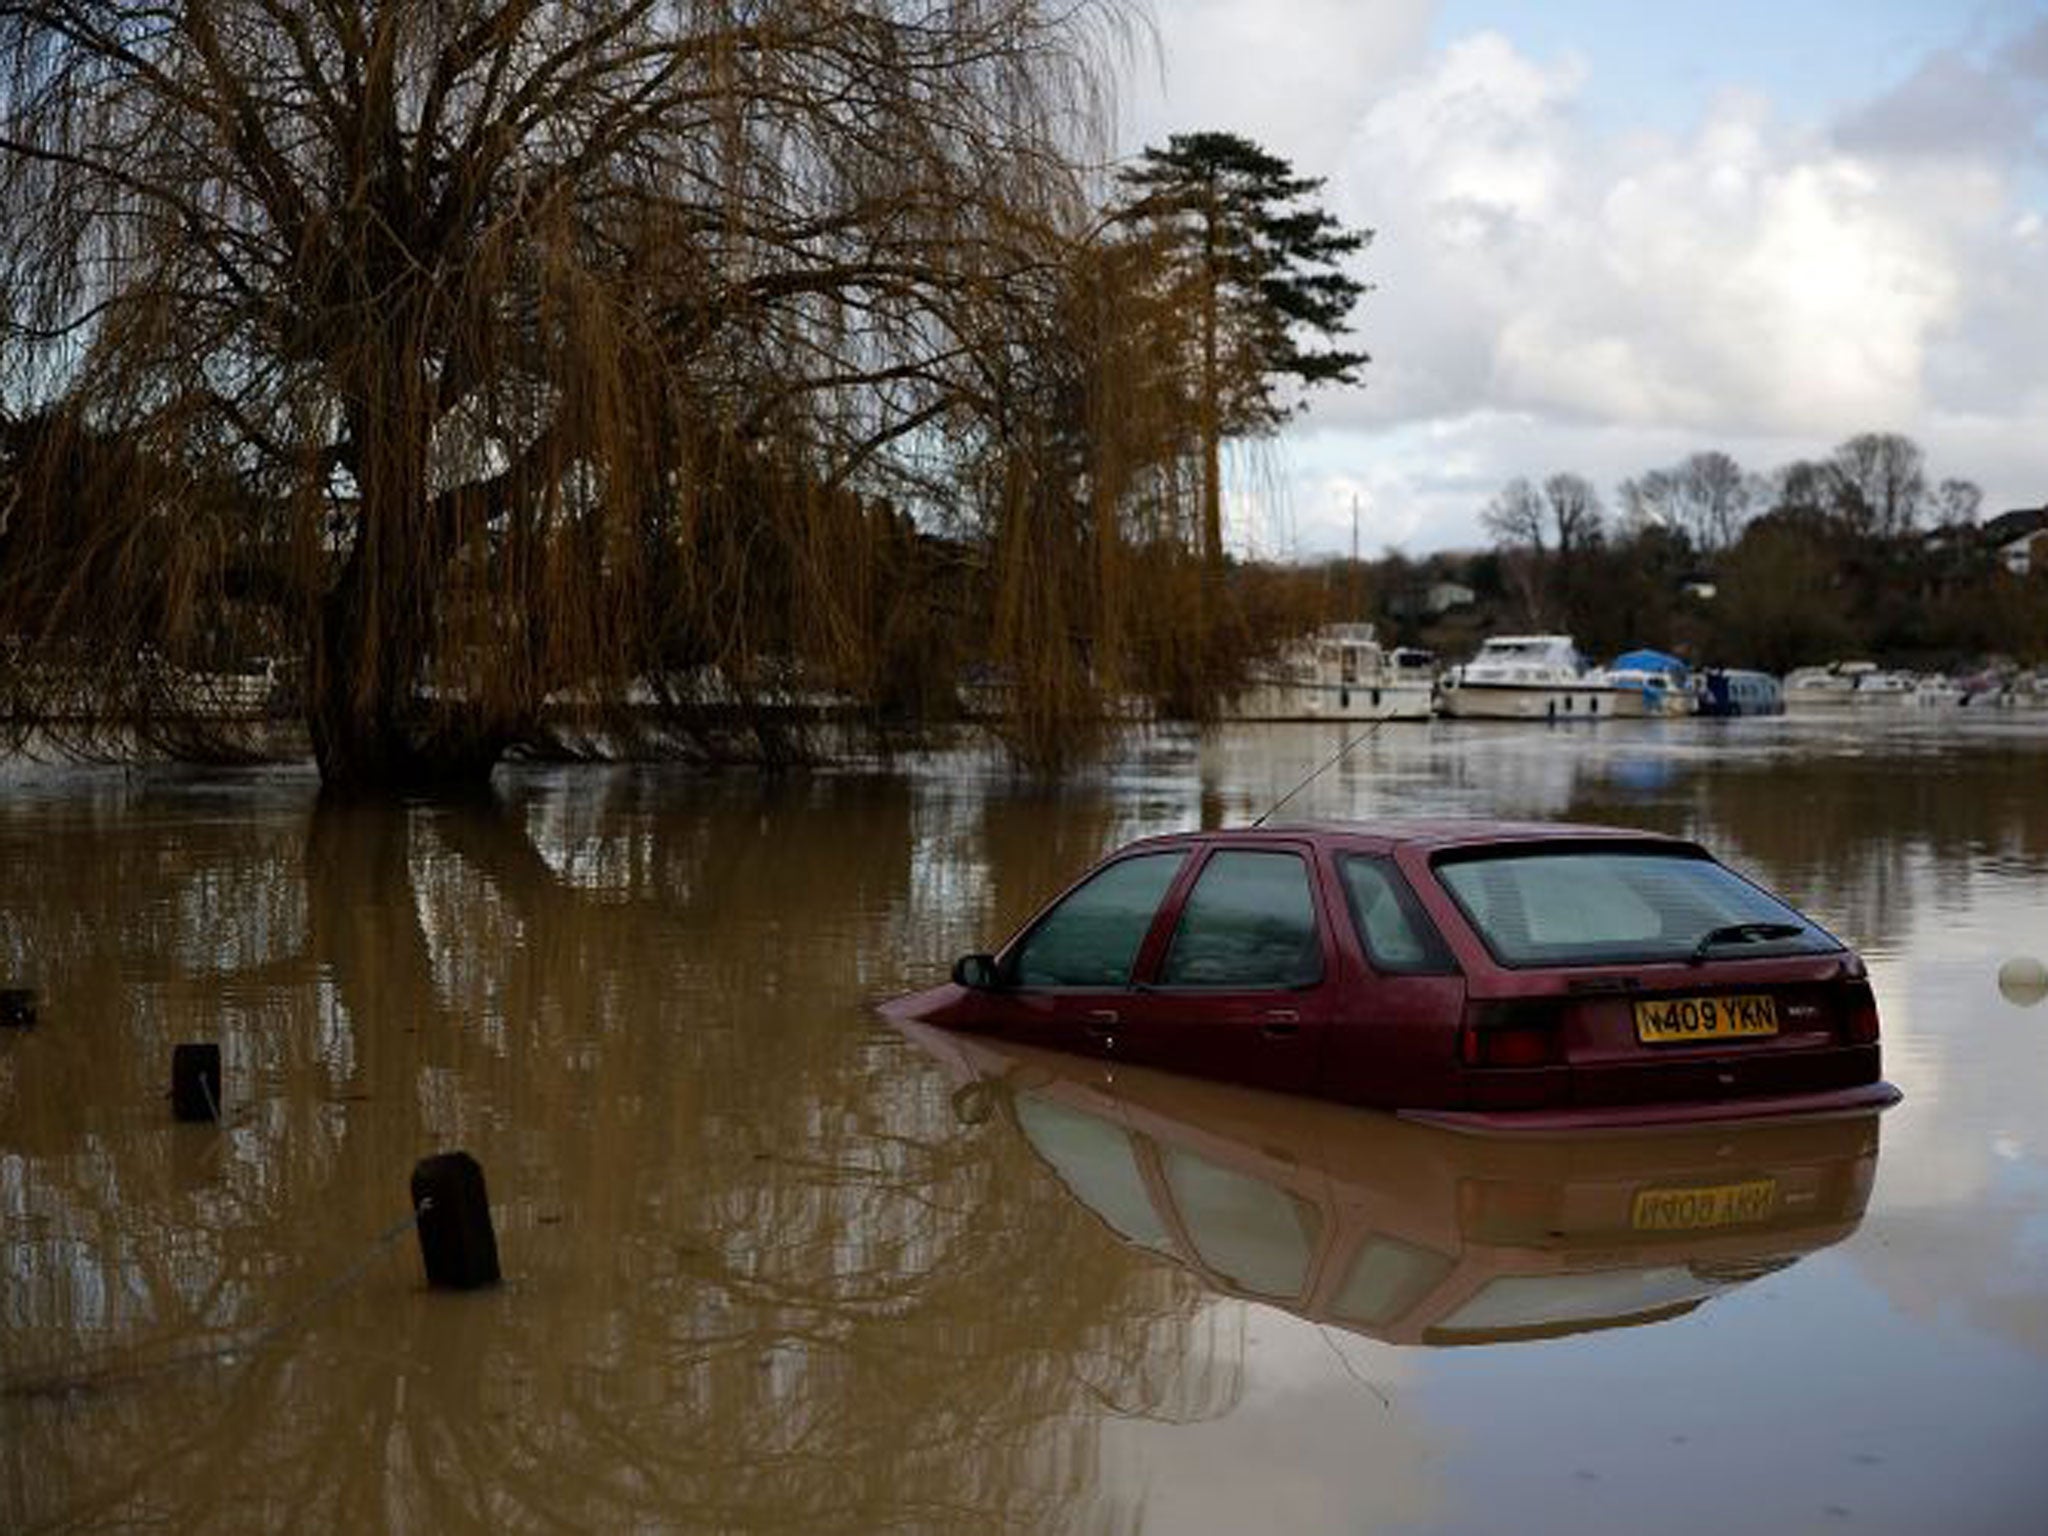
[1349,31,1585,221]
[1118,0,1435,167]
[1123,9,2048,555]
[1333,48,1981,440]
[1098,1302,1438,1534]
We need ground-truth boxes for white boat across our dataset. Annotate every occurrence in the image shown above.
[1229,623,1435,722]
[1782,662,1916,711]
[1908,675,1964,709]
[1601,649,1696,718]
[1437,635,1622,721]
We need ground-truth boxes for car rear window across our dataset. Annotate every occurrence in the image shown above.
[1432,847,1840,968]
[1431,1267,1732,1339]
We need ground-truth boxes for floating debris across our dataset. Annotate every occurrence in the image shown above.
[1998,956,2048,1007]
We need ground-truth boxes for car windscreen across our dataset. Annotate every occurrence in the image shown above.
[1432,846,1842,969]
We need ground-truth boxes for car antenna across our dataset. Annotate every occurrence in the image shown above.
[1250,716,1392,829]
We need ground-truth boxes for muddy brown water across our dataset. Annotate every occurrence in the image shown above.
[4,716,2047,1534]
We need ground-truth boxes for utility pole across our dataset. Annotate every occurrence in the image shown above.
[1351,494,1362,620]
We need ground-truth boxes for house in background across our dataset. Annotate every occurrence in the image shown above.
[1982,506,2048,576]
[1388,579,1475,620]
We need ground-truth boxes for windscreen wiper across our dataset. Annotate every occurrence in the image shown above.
[1690,921,1804,964]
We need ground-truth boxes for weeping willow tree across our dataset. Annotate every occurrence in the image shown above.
[0,0,1136,790]
[942,129,1368,743]
[959,219,1182,773]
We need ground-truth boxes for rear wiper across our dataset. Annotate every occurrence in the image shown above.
[1690,921,1804,964]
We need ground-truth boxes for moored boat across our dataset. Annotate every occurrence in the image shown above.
[1698,668,1785,717]
[1908,675,1964,709]
[1437,635,1621,720]
[1228,623,1435,722]
[1782,661,1915,711]
[1602,649,1696,718]
[1966,670,2048,709]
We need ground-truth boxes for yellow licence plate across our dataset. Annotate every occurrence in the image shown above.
[1632,1177,1779,1232]
[1634,993,1779,1044]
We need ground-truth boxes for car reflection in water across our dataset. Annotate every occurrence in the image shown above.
[897,1023,1880,1348]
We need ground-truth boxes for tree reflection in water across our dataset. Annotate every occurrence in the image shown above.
[2,773,1238,1534]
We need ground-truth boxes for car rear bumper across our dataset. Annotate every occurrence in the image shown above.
[1399,1078,1902,1135]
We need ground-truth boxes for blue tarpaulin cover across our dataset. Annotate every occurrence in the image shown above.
[1609,648,1690,677]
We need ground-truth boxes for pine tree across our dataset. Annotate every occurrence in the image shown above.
[1116,132,1372,568]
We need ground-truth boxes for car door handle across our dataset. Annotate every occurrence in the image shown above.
[1085,1009,1119,1037]
[1259,1009,1301,1039]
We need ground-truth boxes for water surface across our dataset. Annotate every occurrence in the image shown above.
[5,717,2047,1533]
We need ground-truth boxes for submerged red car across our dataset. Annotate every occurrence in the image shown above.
[880,821,1901,1130]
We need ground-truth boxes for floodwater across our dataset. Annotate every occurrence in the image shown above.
[4,716,2047,1535]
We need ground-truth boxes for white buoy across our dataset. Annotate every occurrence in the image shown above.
[1997,956,2048,1007]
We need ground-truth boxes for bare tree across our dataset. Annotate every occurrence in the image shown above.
[1480,477,1547,626]
[1830,432,1927,538]
[1481,476,1546,555]
[1934,477,1983,528]
[1770,458,1844,520]
[1619,451,1760,553]
[1541,472,1605,556]
[0,0,1127,790]
[1479,472,1604,630]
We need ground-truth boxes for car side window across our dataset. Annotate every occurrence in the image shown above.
[1159,1145,1320,1301]
[1012,1095,1177,1254]
[1010,852,1186,988]
[1337,855,1458,975]
[1159,850,1322,989]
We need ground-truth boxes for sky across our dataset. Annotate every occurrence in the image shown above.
[1112,0,2048,557]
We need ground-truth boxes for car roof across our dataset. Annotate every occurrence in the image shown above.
[1116,819,1694,857]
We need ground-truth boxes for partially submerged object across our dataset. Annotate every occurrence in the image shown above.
[881,821,1899,1131]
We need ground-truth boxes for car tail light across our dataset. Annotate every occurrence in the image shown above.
[1838,980,1881,1044]
[1459,1001,1564,1067]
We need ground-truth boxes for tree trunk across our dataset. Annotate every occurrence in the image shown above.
[1199,184,1224,574]
[306,389,507,796]
[308,576,510,796]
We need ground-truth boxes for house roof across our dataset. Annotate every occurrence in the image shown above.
[1982,506,2047,546]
